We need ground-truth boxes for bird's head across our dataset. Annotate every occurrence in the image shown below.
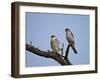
[51,35,56,39]
[65,28,70,32]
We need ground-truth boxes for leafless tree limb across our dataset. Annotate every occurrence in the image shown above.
[26,44,72,65]
[65,44,71,59]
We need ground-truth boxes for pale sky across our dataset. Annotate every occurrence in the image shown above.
[25,12,90,67]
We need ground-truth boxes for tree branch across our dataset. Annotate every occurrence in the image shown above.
[26,44,72,65]
[65,44,71,59]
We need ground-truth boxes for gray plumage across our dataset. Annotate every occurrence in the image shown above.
[65,28,77,53]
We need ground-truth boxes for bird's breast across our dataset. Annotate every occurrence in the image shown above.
[66,32,74,42]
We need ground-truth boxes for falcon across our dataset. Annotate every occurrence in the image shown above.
[50,35,60,55]
[65,28,77,54]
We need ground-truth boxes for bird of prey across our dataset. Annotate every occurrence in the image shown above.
[65,28,77,54]
[50,35,60,55]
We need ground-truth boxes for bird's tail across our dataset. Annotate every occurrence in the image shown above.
[71,45,77,54]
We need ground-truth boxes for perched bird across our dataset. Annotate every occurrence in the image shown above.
[50,35,60,55]
[65,28,77,54]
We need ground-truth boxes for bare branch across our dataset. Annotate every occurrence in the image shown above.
[65,44,70,59]
[26,44,72,65]
[61,43,64,56]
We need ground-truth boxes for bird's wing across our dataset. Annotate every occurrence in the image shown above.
[53,39,59,48]
[66,31,75,44]
[71,32,74,39]
[51,39,58,51]
[50,39,54,50]
[55,38,60,47]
